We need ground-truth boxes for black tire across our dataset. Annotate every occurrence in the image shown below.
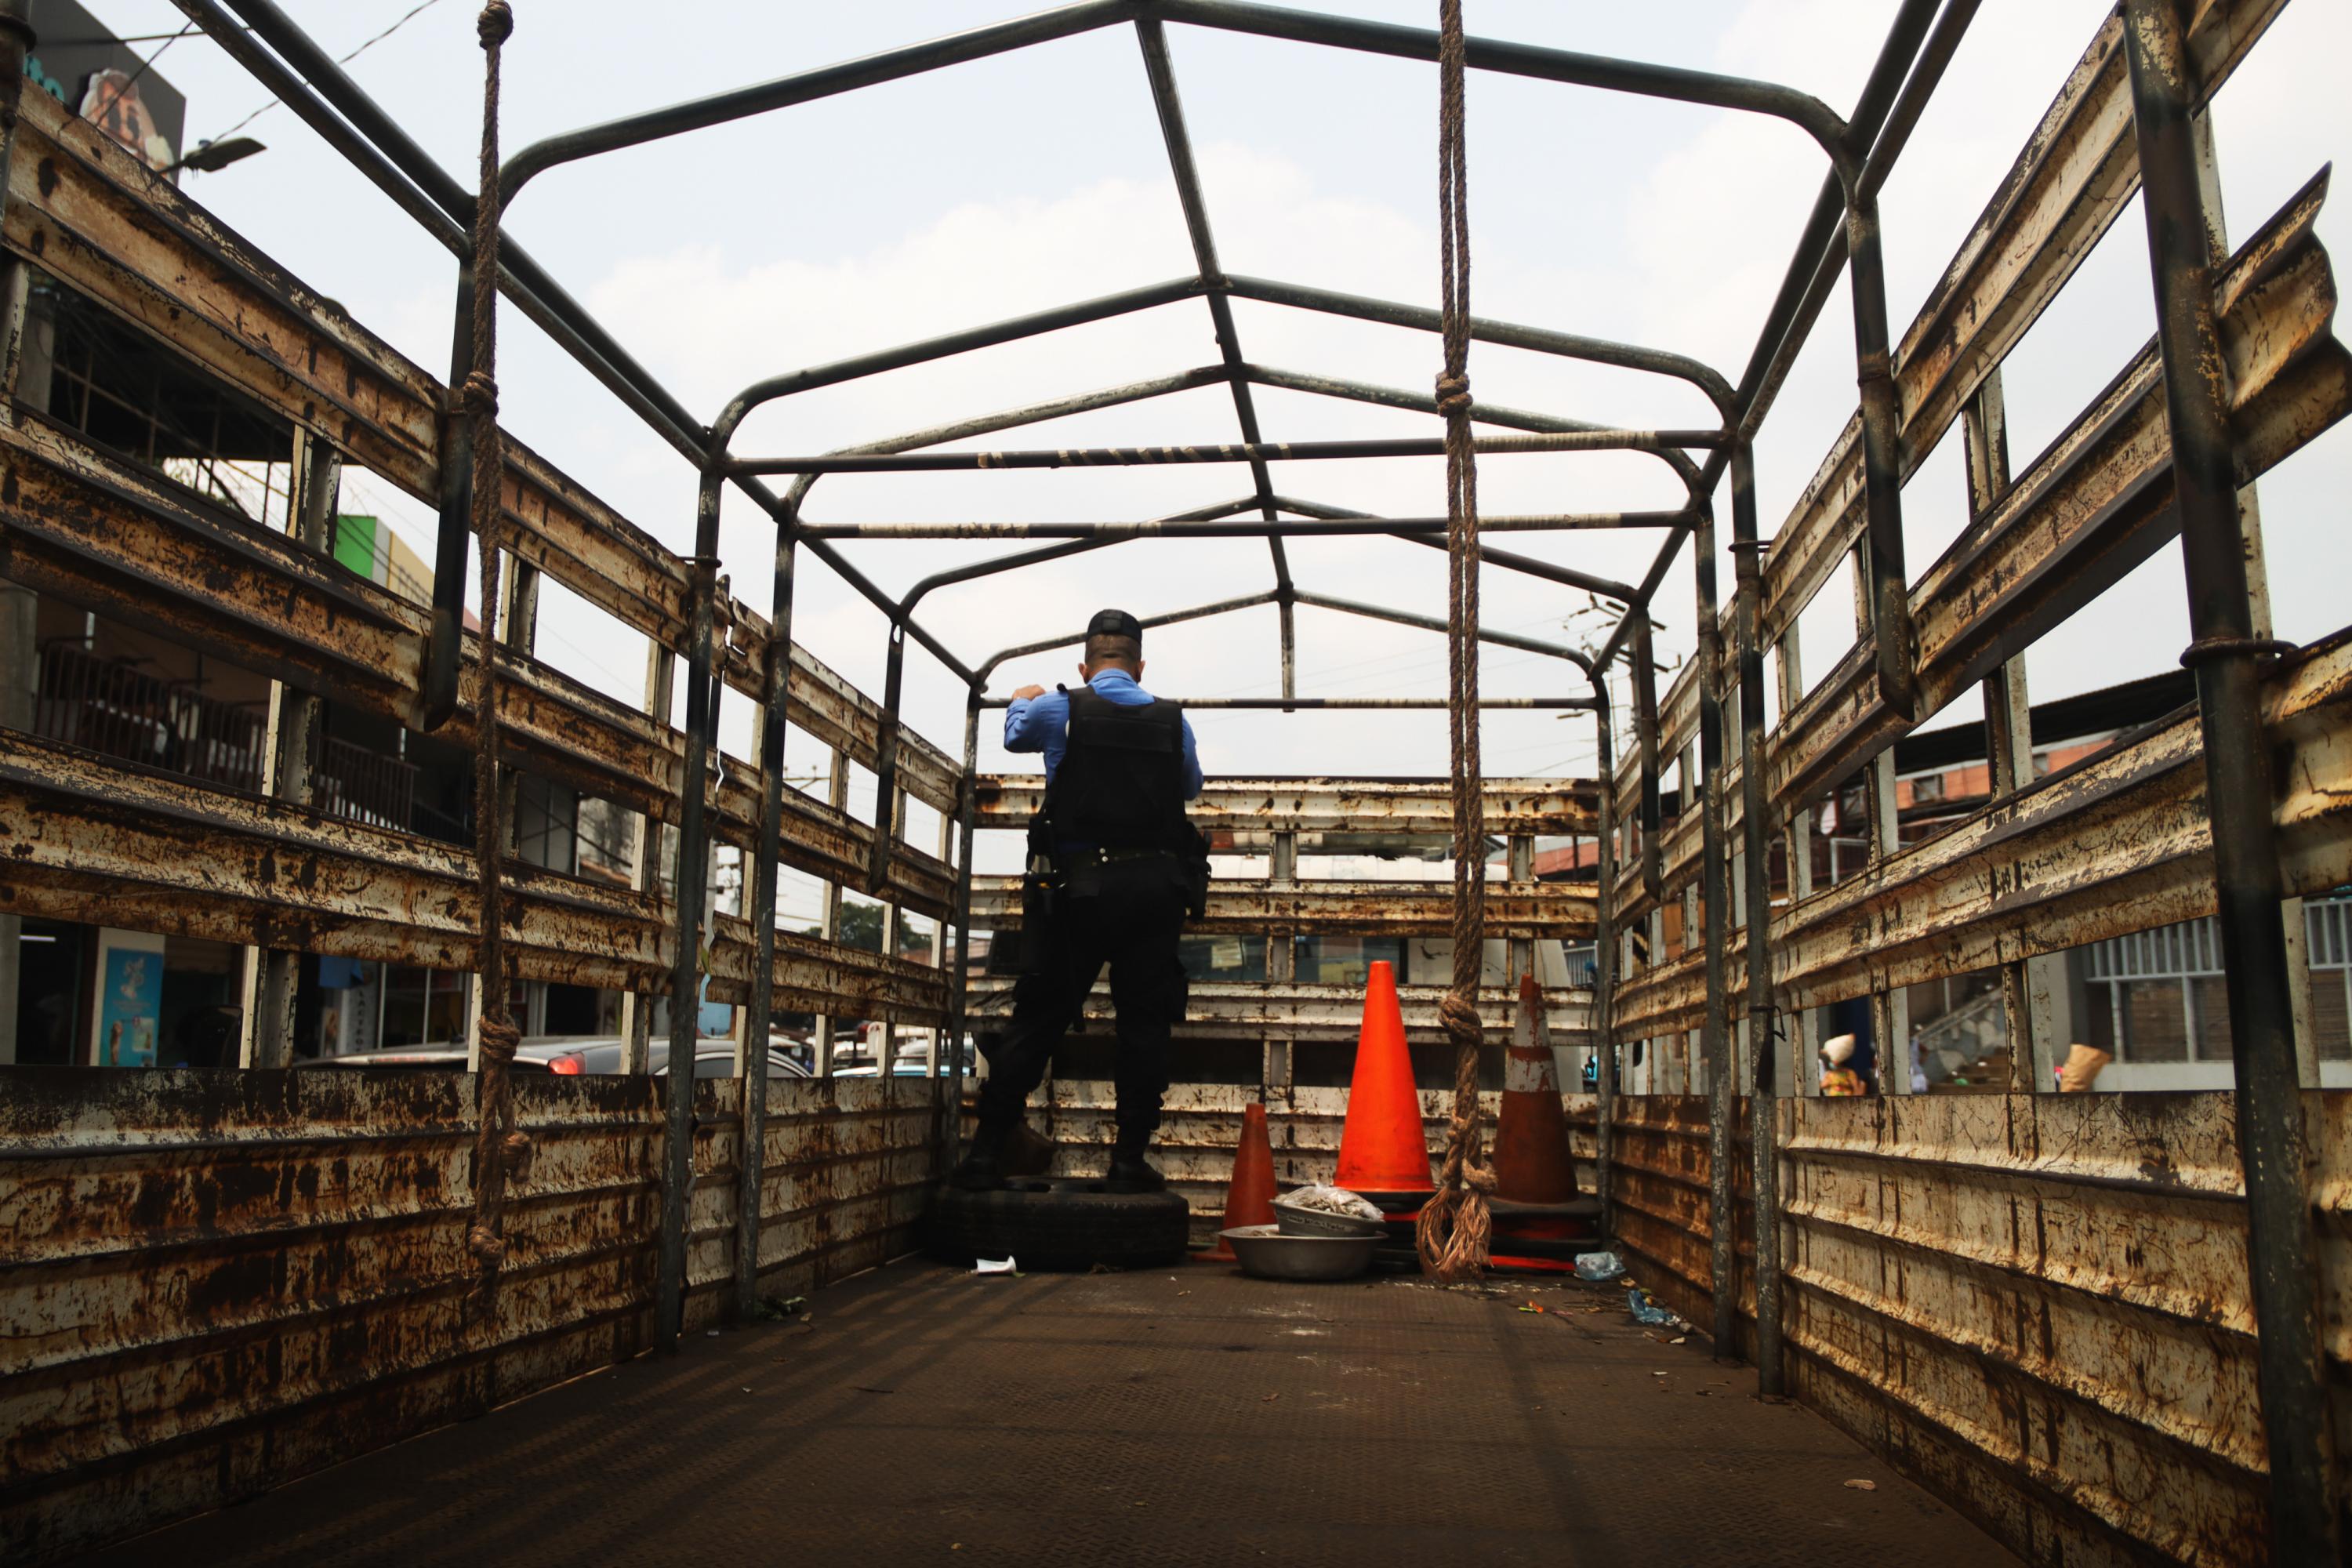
[927,1175,1192,1271]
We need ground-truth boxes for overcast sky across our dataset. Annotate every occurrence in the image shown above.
[76,1,2352,913]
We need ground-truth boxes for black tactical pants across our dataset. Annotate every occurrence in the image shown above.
[976,858,1189,1145]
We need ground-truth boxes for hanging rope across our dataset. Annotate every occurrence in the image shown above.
[463,0,525,1290]
[1415,0,1494,1283]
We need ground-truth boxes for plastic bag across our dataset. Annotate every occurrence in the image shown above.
[1572,1250,1627,1283]
[1626,1286,1679,1327]
[1276,1183,1384,1221]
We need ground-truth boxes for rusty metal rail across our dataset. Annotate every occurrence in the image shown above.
[0,0,2344,1563]
[1595,1091,2347,1566]
[0,1069,941,1564]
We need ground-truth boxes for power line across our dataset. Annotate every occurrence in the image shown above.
[198,0,448,146]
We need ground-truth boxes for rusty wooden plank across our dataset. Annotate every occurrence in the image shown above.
[0,1069,943,1563]
[0,731,942,1021]
[964,978,1591,1044]
[0,89,962,821]
[968,875,1595,938]
[973,774,1599,837]
[1612,627,2352,1036]
[1768,170,2350,815]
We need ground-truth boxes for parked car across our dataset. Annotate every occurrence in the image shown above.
[303,1038,811,1079]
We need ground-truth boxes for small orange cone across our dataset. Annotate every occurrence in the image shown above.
[1334,960,1435,1198]
[1493,973,1578,1204]
[1210,1102,1278,1260]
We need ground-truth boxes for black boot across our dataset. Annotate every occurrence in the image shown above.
[1105,1127,1165,1193]
[953,1123,1014,1191]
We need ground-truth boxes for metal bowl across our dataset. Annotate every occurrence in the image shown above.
[1270,1195,1388,1240]
[1218,1225,1378,1281]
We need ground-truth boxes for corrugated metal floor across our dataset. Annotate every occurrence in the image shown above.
[70,1258,2017,1567]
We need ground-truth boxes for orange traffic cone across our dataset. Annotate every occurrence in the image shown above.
[1335,960,1434,1204]
[1490,972,1602,1273]
[1210,1102,1278,1260]
[1493,973,1577,1204]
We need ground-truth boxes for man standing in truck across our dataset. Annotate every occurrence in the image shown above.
[953,609,1207,1194]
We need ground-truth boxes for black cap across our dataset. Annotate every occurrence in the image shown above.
[1086,608,1142,643]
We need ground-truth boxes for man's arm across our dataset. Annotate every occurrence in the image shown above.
[1004,685,1064,753]
[1180,715,1203,800]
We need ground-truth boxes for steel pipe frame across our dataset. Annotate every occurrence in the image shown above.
[800,513,1687,539]
[862,495,1259,895]
[1591,0,1952,680]
[1132,16,1297,702]
[975,696,1596,711]
[187,0,1944,1348]
[216,0,1799,710]
[2122,0,2336,1555]
[731,426,1724,475]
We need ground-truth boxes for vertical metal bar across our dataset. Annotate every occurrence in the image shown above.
[245,431,340,1069]
[0,0,35,1062]
[864,623,907,894]
[1265,830,1297,1103]
[621,641,677,1074]
[1693,503,1737,1360]
[1592,691,1618,1237]
[2189,106,2318,1087]
[1841,188,1915,722]
[657,445,727,1351]
[425,284,477,730]
[946,695,982,1169]
[1962,372,2056,1094]
[735,526,798,1318]
[1730,442,1782,1394]
[1632,615,1663,902]
[814,749,848,1077]
[1507,835,1534,986]
[1847,537,1910,1092]
[2123,4,2336,1553]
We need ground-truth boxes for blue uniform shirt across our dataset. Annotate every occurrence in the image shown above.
[1004,668,1202,800]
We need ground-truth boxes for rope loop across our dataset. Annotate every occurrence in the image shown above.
[458,370,499,419]
[478,1,514,47]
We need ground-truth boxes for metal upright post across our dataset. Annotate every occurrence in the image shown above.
[814,751,848,1077]
[0,0,31,1062]
[1265,830,1297,1104]
[1592,697,1618,1237]
[944,696,983,1170]
[1730,441,1783,1394]
[2123,3,2336,1555]
[620,642,677,1074]
[1692,503,1737,1360]
[657,546,724,1353]
[1507,834,1535,987]
[735,526,798,1317]
[1960,374,2058,1093]
[1853,543,1909,1093]
[244,431,340,1068]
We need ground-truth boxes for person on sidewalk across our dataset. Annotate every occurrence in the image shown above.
[953,609,1207,1194]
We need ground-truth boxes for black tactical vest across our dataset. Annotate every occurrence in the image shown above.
[1046,687,1190,851]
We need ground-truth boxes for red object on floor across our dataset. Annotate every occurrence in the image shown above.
[1334,960,1434,1196]
[1210,1102,1278,1260]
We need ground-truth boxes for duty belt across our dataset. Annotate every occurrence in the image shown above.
[1066,846,1177,866]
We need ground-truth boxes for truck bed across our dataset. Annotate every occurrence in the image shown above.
[65,1257,2015,1568]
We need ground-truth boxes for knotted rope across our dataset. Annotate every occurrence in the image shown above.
[465,0,526,1291]
[1414,0,1494,1283]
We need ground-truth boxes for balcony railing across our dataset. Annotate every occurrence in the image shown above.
[34,641,416,832]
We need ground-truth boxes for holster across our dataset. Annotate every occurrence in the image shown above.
[1014,810,1058,975]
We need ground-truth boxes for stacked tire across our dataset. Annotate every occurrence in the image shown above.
[927,1176,1191,1270]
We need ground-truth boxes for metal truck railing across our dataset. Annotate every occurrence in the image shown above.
[0,2,2349,1566]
